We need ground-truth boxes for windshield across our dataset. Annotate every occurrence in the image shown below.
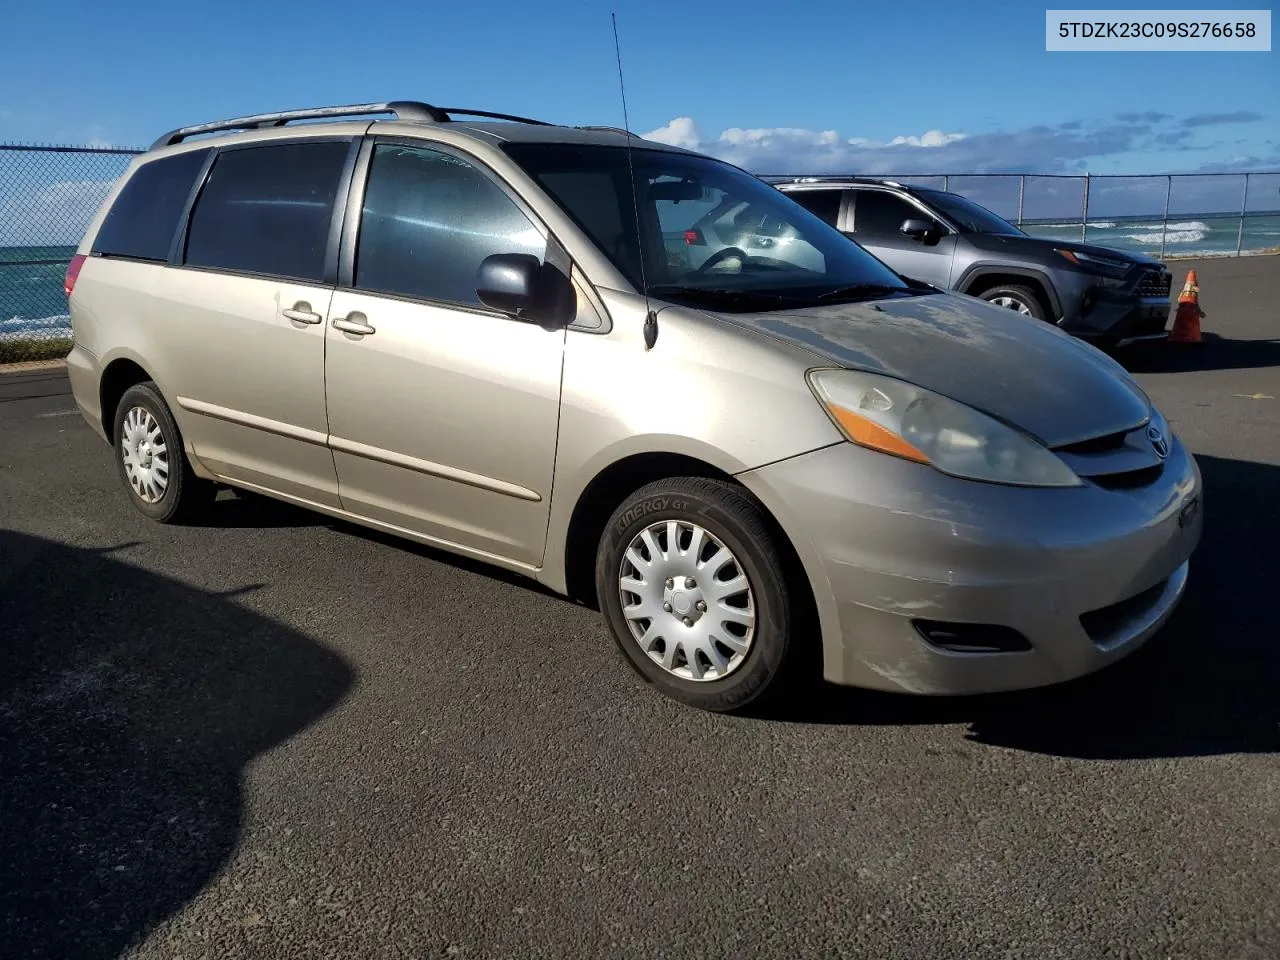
[917,189,1025,237]
[503,143,926,311]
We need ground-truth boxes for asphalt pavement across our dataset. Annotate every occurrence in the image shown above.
[2,255,1278,959]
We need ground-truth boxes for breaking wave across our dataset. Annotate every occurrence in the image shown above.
[1,314,72,338]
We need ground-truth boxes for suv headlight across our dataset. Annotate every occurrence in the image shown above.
[1056,248,1132,277]
[807,369,1082,487]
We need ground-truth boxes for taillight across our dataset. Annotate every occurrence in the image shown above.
[683,229,705,246]
[64,254,87,297]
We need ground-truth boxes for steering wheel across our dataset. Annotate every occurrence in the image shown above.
[690,246,749,276]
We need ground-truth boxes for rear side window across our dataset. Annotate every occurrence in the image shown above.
[786,189,843,227]
[91,149,210,261]
[184,140,350,283]
[854,190,921,236]
[354,143,546,307]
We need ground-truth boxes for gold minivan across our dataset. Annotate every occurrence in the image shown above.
[64,101,1202,712]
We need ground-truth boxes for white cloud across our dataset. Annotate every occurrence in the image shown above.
[639,114,1272,175]
[888,130,966,148]
[0,179,116,246]
[644,116,702,149]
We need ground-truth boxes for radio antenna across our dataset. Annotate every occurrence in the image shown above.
[612,13,658,350]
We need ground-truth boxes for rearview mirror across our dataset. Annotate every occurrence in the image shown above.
[476,253,576,329]
[649,179,705,202]
[901,218,941,244]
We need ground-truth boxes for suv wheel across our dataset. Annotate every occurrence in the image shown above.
[595,477,796,713]
[113,382,216,523]
[980,284,1046,321]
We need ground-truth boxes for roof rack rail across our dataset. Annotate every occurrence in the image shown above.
[150,101,448,149]
[575,125,637,137]
[439,107,552,126]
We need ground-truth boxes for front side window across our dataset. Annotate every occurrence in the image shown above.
[184,140,350,282]
[503,142,917,313]
[916,189,1024,236]
[355,143,546,307]
[92,148,211,262]
[853,190,924,236]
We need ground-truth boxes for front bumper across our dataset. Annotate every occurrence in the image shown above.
[1057,266,1172,343]
[739,438,1202,695]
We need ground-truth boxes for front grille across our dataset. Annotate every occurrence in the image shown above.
[1089,464,1164,489]
[1136,269,1172,298]
[1053,423,1166,489]
[1057,429,1129,455]
[1079,577,1169,648]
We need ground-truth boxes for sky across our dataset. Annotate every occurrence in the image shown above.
[0,0,1275,177]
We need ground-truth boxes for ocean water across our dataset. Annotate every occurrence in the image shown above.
[0,245,76,341]
[1023,213,1280,259]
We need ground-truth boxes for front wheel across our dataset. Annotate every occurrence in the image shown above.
[979,284,1047,321]
[595,477,797,713]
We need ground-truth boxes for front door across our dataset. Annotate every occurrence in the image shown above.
[323,141,566,567]
[848,188,957,289]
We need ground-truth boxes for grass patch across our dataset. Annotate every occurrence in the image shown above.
[0,337,73,365]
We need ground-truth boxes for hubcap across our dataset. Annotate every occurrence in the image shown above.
[618,519,756,682]
[990,295,1033,316]
[120,406,170,504]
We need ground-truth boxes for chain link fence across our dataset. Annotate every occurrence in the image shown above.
[1,144,140,365]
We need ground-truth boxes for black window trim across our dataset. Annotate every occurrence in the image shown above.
[850,186,954,237]
[171,134,362,287]
[338,134,589,326]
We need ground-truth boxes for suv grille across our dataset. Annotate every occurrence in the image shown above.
[1136,268,1172,298]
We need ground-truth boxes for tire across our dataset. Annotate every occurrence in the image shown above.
[112,382,216,524]
[595,477,797,713]
[979,284,1047,321]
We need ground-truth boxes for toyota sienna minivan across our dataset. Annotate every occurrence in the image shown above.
[63,101,1203,712]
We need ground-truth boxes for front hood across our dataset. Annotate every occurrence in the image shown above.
[717,292,1151,447]
[968,231,1163,267]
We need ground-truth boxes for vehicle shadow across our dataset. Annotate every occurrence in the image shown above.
[187,487,325,529]
[763,454,1280,760]
[0,530,355,960]
[1117,334,1280,374]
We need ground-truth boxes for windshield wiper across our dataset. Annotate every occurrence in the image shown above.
[648,285,811,309]
[815,282,930,303]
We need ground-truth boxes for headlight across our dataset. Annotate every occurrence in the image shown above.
[1056,248,1132,276]
[807,369,1082,487]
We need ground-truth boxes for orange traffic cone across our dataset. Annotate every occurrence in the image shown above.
[1169,269,1204,343]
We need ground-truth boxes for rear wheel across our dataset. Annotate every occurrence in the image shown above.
[113,382,216,523]
[595,477,796,713]
[979,283,1046,321]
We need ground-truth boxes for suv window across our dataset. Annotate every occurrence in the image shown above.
[184,140,350,282]
[91,148,210,262]
[355,143,546,308]
[785,189,843,227]
[854,190,922,236]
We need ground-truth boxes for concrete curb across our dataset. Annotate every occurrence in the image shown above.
[0,359,67,376]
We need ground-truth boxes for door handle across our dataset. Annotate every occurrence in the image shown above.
[332,313,376,336]
[282,301,322,324]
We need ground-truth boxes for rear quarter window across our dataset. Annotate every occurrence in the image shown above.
[91,148,211,262]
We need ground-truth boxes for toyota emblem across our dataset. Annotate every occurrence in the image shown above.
[1147,424,1169,459]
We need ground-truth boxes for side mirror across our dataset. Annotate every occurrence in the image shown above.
[476,253,575,328]
[900,218,941,244]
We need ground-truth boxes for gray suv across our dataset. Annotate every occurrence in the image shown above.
[775,178,1173,347]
